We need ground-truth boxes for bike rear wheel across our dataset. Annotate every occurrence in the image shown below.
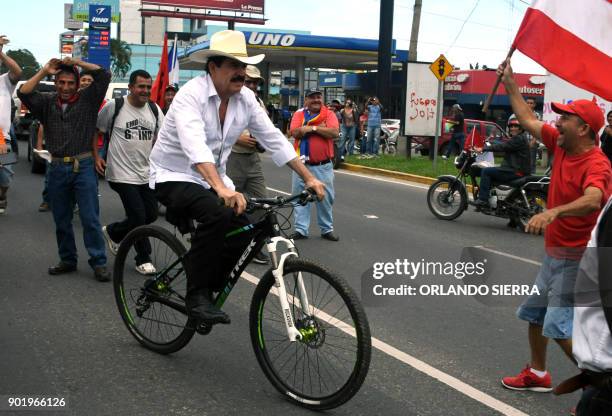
[113,225,196,354]
[427,178,466,220]
[249,258,371,410]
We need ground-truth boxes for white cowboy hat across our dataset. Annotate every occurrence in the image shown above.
[245,65,264,82]
[190,30,265,65]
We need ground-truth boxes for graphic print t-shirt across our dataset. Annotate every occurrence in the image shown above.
[97,99,164,184]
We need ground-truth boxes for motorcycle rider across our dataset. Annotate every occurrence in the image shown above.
[472,118,531,209]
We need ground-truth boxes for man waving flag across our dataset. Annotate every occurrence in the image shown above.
[512,0,612,101]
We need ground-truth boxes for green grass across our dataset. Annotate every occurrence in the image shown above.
[344,154,460,178]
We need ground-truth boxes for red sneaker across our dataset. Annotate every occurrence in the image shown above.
[501,366,552,392]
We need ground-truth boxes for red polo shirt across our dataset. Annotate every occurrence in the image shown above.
[541,124,611,257]
[290,107,338,164]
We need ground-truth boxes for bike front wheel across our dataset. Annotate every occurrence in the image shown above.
[427,178,466,220]
[249,258,371,410]
[113,225,196,354]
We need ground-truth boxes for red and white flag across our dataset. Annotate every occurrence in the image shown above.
[150,33,169,109]
[512,0,612,101]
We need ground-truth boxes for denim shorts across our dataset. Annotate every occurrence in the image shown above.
[516,253,580,339]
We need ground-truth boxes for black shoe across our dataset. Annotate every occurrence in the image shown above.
[252,251,269,265]
[48,262,77,275]
[470,199,490,210]
[289,232,308,240]
[94,266,111,282]
[186,291,231,324]
[321,232,340,242]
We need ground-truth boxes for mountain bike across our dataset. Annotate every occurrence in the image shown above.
[112,191,371,410]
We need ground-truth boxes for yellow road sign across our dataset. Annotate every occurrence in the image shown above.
[429,54,454,81]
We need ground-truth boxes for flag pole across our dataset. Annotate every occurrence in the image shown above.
[481,46,516,113]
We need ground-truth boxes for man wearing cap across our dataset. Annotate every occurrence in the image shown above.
[18,57,112,282]
[443,103,465,159]
[226,65,269,264]
[288,89,340,242]
[496,59,611,393]
[162,84,177,115]
[149,30,325,325]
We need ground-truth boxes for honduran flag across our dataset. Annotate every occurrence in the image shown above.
[168,34,180,87]
[512,0,612,101]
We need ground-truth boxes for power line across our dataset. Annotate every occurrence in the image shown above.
[446,0,482,54]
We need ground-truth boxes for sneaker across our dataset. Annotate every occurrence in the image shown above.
[135,262,157,275]
[288,231,308,240]
[0,197,6,215]
[501,366,552,392]
[39,202,50,212]
[252,251,269,265]
[102,225,119,255]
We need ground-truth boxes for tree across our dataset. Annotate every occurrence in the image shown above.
[0,49,41,79]
[110,39,132,79]
[78,38,132,79]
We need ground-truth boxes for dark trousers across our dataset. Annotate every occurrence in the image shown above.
[445,132,466,157]
[577,384,612,415]
[107,182,158,266]
[155,182,254,293]
[478,167,521,202]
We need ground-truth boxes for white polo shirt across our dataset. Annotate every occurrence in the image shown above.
[573,196,612,372]
[149,74,296,190]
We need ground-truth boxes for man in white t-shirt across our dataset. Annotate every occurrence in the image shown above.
[94,70,163,275]
[0,35,22,215]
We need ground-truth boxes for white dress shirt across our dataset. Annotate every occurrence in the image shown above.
[573,196,612,372]
[149,74,296,190]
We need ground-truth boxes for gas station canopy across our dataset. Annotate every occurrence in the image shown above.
[179,31,407,70]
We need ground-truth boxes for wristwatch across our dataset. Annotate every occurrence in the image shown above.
[311,126,317,132]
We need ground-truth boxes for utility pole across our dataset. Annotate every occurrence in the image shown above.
[376,0,394,115]
[409,0,422,62]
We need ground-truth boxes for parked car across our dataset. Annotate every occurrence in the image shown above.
[412,118,508,156]
[12,80,55,141]
[105,82,129,101]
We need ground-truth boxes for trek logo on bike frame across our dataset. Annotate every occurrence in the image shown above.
[229,239,257,281]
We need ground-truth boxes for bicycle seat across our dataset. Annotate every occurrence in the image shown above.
[165,207,196,235]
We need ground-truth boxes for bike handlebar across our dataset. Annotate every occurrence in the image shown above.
[247,190,317,212]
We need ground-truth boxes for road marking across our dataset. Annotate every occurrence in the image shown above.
[475,246,542,267]
[364,214,379,219]
[336,169,431,190]
[266,186,290,196]
[240,271,529,416]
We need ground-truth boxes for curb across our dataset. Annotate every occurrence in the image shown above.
[340,163,438,186]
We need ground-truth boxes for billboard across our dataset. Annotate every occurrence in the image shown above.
[404,63,440,137]
[141,0,264,14]
[73,0,120,22]
[64,3,83,30]
[543,74,611,134]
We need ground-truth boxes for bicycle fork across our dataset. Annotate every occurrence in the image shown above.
[266,236,310,342]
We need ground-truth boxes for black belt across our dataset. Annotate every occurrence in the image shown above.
[306,159,332,166]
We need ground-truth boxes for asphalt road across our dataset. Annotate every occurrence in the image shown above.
[0,150,580,416]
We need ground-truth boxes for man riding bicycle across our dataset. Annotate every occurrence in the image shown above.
[149,30,325,325]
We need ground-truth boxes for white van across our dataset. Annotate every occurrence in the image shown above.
[105,82,129,101]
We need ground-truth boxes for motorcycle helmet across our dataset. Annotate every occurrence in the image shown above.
[507,117,523,134]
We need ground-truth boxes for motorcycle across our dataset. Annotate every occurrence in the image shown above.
[379,124,399,155]
[426,150,549,230]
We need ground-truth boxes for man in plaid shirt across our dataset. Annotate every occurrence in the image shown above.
[18,57,111,281]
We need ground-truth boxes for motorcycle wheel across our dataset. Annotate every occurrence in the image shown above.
[511,190,547,231]
[427,178,466,220]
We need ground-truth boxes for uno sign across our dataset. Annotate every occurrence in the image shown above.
[248,33,296,47]
[444,70,545,96]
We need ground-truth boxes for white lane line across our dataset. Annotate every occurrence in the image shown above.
[335,169,431,190]
[475,246,542,267]
[240,271,529,416]
[266,186,290,196]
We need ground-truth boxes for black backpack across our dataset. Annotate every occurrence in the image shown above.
[102,97,160,160]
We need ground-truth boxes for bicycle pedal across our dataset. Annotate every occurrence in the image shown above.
[195,321,213,335]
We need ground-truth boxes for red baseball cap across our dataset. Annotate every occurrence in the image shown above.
[551,98,605,139]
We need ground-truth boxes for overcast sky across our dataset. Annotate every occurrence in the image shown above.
[2,0,545,74]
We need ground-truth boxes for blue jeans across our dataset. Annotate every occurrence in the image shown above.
[340,125,356,157]
[516,254,579,339]
[42,161,50,204]
[360,133,367,155]
[0,165,13,187]
[478,167,521,202]
[47,157,106,268]
[291,162,335,236]
[367,126,381,155]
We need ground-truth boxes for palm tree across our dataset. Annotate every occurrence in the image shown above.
[110,39,132,79]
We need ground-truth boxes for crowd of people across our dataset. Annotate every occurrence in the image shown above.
[1,30,612,414]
